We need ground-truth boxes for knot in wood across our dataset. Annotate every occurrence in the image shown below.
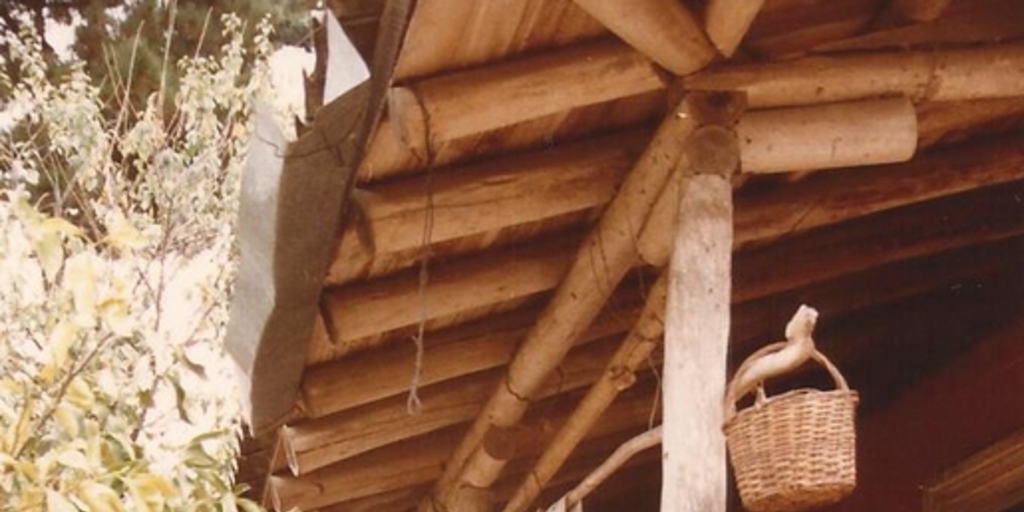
[608,365,637,390]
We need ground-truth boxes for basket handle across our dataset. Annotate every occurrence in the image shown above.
[723,346,849,424]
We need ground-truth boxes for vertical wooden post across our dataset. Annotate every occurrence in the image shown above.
[661,111,739,512]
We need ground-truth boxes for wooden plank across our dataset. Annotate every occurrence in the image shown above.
[824,314,1024,512]
[736,97,917,173]
[744,0,883,58]
[661,134,736,512]
[705,0,766,57]
[571,0,715,75]
[924,428,1024,512]
[421,99,699,512]
[814,0,1024,53]
[327,129,648,286]
[394,39,665,147]
[685,44,1024,108]
[393,0,606,81]
[734,179,1024,303]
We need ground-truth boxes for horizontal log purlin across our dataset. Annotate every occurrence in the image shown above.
[736,97,917,173]
[317,234,580,358]
[312,132,1024,365]
[272,377,662,511]
[336,99,1023,291]
[290,332,639,476]
[407,39,665,144]
[685,44,1024,108]
[288,234,1022,487]
[327,129,650,286]
[301,298,641,420]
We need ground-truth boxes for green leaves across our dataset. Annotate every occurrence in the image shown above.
[0,7,279,512]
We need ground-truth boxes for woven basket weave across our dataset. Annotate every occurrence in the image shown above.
[724,347,858,512]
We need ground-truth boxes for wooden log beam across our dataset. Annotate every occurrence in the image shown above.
[737,97,917,173]
[420,99,698,512]
[301,301,640,419]
[391,39,665,149]
[330,101,1022,289]
[271,380,662,511]
[290,334,634,476]
[734,133,1024,248]
[571,0,715,76]
[314,235,578,363]
[327,129,649,286]
[314,134,1024,364]
[293,234,1021,482]
[500,274,668,512]
[685,44,1024,108]
[705,0,766,57]
[661,125,738,512]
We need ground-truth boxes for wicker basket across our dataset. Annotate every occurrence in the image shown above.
[724,346,859,512]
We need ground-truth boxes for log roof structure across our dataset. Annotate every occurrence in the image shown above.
[230,1,1024,511]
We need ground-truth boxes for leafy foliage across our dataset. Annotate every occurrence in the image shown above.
[0,11,279,511]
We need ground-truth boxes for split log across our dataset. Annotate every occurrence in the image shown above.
[420,99,699,512]
[735,180,1024,303]
[685,44,1024,108]
[571,0,715,76]
[326,129,648,286]
[392,39,665,148]
[661,129,737,512]
[705,0,766,57]
[500,274,668,512]
[736,97,918,173]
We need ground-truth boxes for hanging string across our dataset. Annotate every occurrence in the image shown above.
[407,86,435,415]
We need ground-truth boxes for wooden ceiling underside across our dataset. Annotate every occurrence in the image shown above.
[238,0,1024,511]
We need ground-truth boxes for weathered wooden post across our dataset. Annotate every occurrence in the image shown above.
[661,95,742,512]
